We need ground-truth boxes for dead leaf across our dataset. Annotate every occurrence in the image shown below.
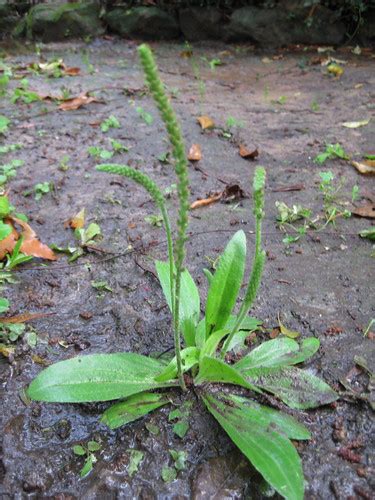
[190,193,222,209]
[342,119,370,129]
[187,144,202,161]
[63,66,81,76]
[59,92,99,111]
[352,203,375,219]
[0,312,54,324]
[197,116,215,130]
[68,208,85,229]
[190,184,246,210]
[0,226,18,260]
[278,313,300,339]
[351,160,375,175]
[8,216,57,260]
[239,144,259,160]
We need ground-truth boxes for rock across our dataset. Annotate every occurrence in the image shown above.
[227,5,345,46]
[19,2,104,42]
[178,7,223,41]
[105,7,179,40]
[0,4,20,39]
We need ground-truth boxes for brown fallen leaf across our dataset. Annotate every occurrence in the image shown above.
[352,203,375,219]
[59,92,99,111]
[197,116,215,130]
[7,216,57,260]
[63,66,81,76]
[351,160,375,175]
[239,144,259,160]
[0,312,54,324]
[187,143,202,161]
[190,184,246,210]
[68,208,85,229]
[0,226,18,260]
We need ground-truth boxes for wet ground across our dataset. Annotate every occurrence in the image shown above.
[0,38,374,499]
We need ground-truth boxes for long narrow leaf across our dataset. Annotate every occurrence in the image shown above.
[101,392,169,430]
[155,260,200,346]
[28,353,177,403]
[203,391,305,500]
[205,230,246,335]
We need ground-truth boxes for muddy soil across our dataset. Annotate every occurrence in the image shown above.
[0,39,374,499]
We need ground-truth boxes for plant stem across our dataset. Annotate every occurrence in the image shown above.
[139,44,189,391]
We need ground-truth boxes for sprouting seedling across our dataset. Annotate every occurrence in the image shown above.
[100,115,120,133]
[72,440,101,477]
[27,45,338,500]
[136,106,153,125]
[314,143,349,164]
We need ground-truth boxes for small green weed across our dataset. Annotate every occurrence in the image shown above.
[314,143,350,164]
[72,440,101,478]
[144,214,163,227]
[34,182,51,201]
[0,144,22,155]
[0,116,10,135]
[11,79,41,104]
[0,159,24,185]
[100,115,120,133]
[59,155,70,172]
[311,100,320,112]
[136,106,153,125]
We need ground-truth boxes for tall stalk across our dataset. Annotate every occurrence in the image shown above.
[138,44,189,391]
[96,164,175,320]
[221,167,266,356]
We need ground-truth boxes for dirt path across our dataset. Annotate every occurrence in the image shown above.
[0,39,374,498]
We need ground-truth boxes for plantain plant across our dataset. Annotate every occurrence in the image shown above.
[28,44,337,500]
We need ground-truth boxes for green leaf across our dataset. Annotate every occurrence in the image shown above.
[241,366,338,409]
[170,449,187,470]
[235,338,320,371]
[87,441,101,452]
[72,445,86,456]
[0,115,10,134]
[155,260,200,346]
[195,318,206,349]
[155,347,199,382]
[80,454,95,477]
[205,230,246,335]
[195,356,260,393]
[203,391,305,500]
[161,465,177,483]
[27,353,177,403]
[128,449,144,477]
[173,421,189,438]
[0,222,12,241]
[0,297,10,314]
[360,227,375,241]
[101,392,169,430]
[199,328,229,361]
[0,196,10,218]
